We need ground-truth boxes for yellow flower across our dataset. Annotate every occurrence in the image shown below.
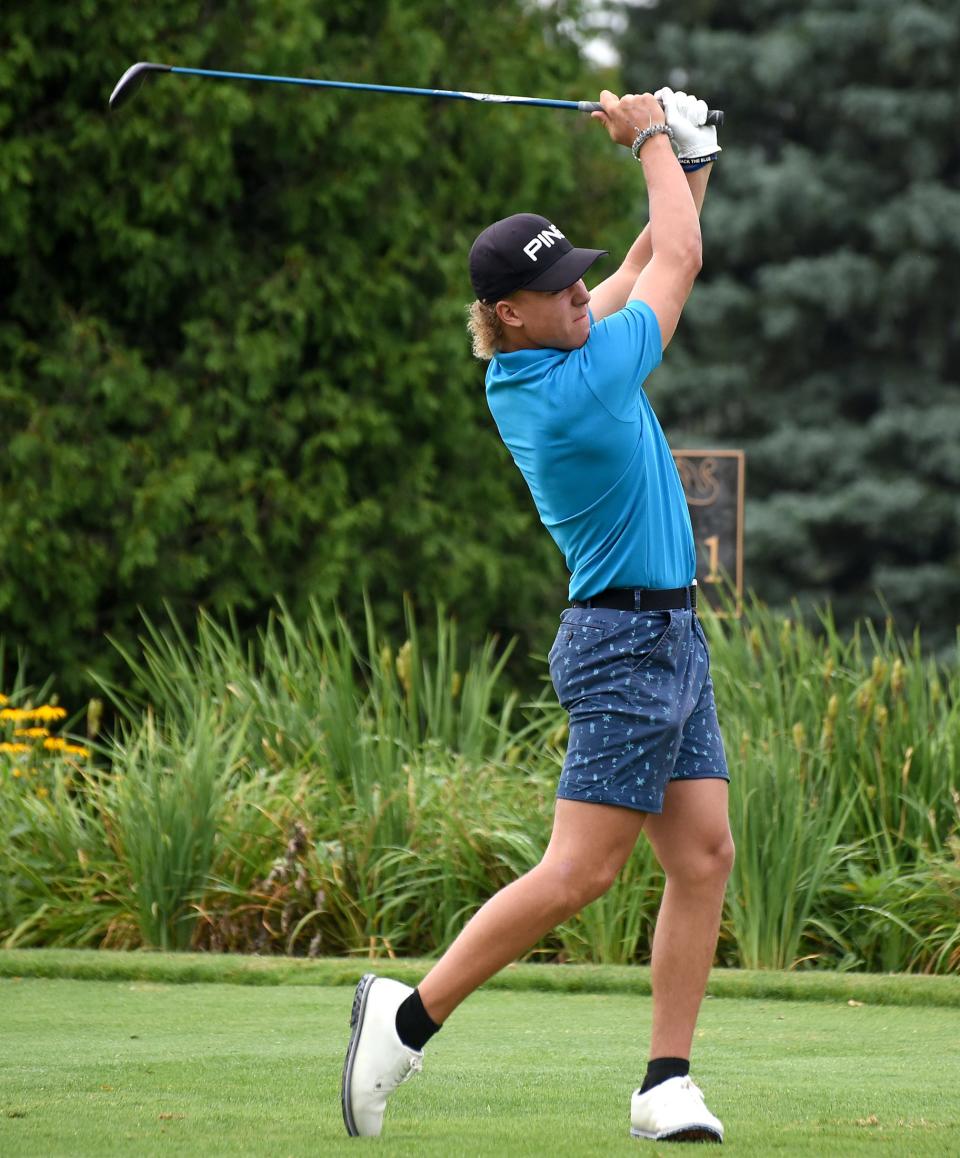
[0,708,31,722]
[43,737,68,751]
[14,727,50,739]
[64,744,91,759]
[12,767,23,777]
[32,706,68,722]
[36,786,50,798]
[0,693,8,706]
[0,742,32,755]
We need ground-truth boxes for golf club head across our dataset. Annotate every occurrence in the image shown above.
[109,61,171,110]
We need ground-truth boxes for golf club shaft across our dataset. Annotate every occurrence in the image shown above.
[109,62,724,125]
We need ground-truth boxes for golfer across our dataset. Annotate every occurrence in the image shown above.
[342,87,732,1144]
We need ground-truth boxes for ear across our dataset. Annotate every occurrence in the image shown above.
[495,297,524,330]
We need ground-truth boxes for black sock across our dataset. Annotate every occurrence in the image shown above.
[640,1056,690,1093]
[395,989,441,1052]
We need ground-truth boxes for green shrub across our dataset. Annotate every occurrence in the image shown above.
[1,598,957,972]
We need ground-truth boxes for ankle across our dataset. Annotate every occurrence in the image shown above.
[640,1056,689,1093]
[395,988,441,1052]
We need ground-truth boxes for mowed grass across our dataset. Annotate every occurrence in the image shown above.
[1,978,958,1157]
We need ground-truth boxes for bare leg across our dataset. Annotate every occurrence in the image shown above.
[417,799,648,1023]
[642,779,734,1060]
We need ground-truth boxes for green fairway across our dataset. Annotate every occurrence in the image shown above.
[2,977,958,1156]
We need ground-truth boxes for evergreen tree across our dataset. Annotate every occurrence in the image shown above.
[617,0,960,644]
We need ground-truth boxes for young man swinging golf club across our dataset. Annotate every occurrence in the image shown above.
[341,86,733,1144]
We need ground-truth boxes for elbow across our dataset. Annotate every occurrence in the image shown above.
[674,235,702,293]
[661,228,702,284]
[681,230,703,279]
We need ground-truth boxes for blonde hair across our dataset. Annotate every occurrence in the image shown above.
[466,299,506,361]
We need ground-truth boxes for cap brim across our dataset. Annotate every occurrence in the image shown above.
[522,246,608,293]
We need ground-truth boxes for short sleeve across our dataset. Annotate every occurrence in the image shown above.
[575,299,663,422]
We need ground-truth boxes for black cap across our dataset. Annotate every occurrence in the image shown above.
[469,213,608,302]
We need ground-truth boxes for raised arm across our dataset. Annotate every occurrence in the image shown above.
[588,89,720,346]
[588,165,712,323]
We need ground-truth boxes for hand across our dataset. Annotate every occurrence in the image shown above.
[591,89,666,150]
[655,87,720,160]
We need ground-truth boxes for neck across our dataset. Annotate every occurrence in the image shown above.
[498,331,539,353]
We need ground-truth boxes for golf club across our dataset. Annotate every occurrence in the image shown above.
[108,61,724,125]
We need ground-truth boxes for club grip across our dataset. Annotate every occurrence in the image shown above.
[579,101,724,127]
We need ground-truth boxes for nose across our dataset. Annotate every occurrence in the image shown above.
[573,280,590,306]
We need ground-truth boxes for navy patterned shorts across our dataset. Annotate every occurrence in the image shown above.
[548,606,729,814]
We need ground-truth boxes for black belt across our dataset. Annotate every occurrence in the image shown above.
[572,582,697,612]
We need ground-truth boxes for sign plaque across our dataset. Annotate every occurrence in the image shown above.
[672,450,745,615]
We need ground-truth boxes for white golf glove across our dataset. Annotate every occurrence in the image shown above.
[655,86,720,162]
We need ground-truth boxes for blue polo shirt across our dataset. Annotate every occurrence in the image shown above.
[485,299,695,601]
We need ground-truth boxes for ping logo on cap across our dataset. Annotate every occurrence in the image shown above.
[523,223,565,262]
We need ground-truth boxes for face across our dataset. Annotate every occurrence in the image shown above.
[497,280,592,351]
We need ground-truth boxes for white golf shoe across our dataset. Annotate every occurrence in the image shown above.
[341,973,423,1137]
[630,1076,723,1143]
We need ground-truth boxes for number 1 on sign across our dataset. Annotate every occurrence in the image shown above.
[703,535,721,584]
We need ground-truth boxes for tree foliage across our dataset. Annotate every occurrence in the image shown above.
[618,0,960,644]
[1,1,631,695]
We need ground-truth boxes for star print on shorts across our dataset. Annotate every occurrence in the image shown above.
[547,606,729,814]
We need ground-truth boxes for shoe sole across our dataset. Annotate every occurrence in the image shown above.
[341,972,377,1137]
[631,1125,722,1143]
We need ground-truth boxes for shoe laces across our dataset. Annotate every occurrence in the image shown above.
[377,1051,422,1093]
[677,1076,705,1102]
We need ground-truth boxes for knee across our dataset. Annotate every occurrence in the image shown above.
[539,855,623,915]
[666,832,735,891]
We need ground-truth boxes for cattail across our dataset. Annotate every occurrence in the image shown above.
[874,703,888,731]
[820,718,834,752]
[820,699,837,750]
[395,640,413,696]
[792,722,807,751]
[871,655,887,685]
[890,659,905,697]
[450,671,462,699]
[86,698,104,738]
[549,721,568,748]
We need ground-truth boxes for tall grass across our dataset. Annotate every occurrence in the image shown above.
[97,706,249,950]
[1,597,957,972]
[703,600,960,970]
